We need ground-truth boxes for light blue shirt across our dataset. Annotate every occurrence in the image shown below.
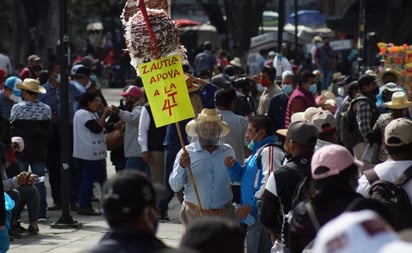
[169,140,235,209]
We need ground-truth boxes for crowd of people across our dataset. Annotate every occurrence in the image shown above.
[0,35,412,253]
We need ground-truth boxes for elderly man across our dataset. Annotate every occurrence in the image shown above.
[10,78,51,221]
[169,108,238,228]
[91,170,169,253]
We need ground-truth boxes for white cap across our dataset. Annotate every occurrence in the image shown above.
[313,210,398,253]
[379,241,412,253]
[282,70,294,80]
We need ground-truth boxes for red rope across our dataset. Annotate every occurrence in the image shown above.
[138,0,159,59]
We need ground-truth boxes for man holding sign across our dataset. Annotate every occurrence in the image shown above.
[169,108,239,228]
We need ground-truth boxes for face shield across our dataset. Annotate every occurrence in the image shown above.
[196,122,222,147]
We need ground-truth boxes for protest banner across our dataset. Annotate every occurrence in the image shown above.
[138,54,195,127]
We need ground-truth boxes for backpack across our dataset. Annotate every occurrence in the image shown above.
[337,96,368,149]
[364,165,412,231]
[256,142,284,173]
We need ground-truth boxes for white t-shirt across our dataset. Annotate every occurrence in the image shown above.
[73,109,106,160]
[357,160,412,203]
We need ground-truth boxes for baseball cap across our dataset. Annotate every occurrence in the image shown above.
[380,82,403,93]
[311,144,362,180]
[282,70,294,79]
[384,118,412,147]
[71,64,91,77]
[379,241,412,253]
[5,76,22,96]
[276,121,318,144]
[310,110,336,133]
[180,217,244,253]
[80,56,99,68]
[102,170,157,222]
[28,54,41,62]
[120,85,143,98]
[290,107,322,123]
[313,210,399,253]
[358,74,376,88]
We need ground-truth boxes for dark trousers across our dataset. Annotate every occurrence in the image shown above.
[159,145,180,212]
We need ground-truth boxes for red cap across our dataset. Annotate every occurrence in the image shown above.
[120,85,143,98]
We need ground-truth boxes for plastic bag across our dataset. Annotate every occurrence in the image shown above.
[271,239,289,253]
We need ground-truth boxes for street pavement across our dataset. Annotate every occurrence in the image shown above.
[8,88,184,252]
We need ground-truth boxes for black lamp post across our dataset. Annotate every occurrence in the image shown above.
[51,0,82,228]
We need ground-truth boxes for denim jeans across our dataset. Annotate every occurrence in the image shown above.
[125,156,150,175]
[158,145,180,212]
[19,161,47,218]
[320,69,333,91]
[246,217,272,253]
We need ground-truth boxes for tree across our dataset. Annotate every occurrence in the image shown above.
[198,0,265,57]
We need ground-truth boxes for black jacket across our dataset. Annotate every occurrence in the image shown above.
[288,192,394,253]
[259,153,312,236]
[91,229,168,253]
[11,119,51,162]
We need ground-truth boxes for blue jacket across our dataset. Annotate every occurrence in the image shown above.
[227,135,278,220]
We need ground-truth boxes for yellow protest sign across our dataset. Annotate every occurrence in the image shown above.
[138,54,195,127]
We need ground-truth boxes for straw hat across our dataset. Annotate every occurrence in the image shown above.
[332,72,345,81]
[16,78,46,94]
[384,92,412,109]
[230,57,242,68]
[378,69,401,84]
[185,108,230,137]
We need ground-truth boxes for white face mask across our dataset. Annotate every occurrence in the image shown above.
[9,94,19,103]
[85,80,92,89]
[337,87,345,97]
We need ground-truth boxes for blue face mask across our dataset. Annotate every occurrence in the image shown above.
[256,83,264,92]
[282,84,293,94]
[309,83,317,94]
[56,74,61,84]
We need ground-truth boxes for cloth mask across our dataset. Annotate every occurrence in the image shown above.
[309,83,317,94]
[371,87,380,96]
[247,140,255,150]
[256,83,264,92]
[85,80,92,89]
[9,94,19,103]
[337,87,345,97]
[259,77,269,87]
[282,84,293,94]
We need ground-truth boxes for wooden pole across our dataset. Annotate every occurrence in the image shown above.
[175,122,203,215]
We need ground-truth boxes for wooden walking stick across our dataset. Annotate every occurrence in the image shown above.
[137,0,203,215]
[175,122,203,215]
